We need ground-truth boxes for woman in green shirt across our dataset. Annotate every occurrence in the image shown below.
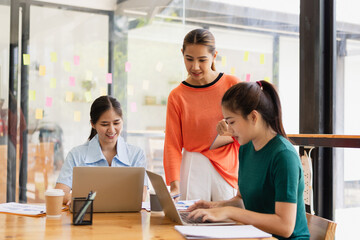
[188,80,310,239]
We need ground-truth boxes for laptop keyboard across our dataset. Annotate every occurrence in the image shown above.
[179,211,211,224]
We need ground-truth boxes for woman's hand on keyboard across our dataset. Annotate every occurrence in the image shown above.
[187,207,231,223]
[187,200,219,211]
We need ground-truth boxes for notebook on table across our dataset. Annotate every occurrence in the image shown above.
[146,170,236,226]
[71,167,145,212]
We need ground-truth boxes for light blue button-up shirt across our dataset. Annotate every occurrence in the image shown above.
[56,134,147,188]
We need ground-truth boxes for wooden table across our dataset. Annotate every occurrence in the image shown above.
[0,210,276,240]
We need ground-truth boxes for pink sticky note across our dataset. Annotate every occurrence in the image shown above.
[74,55,80,65]
[46,97,53,107]
[106,73,112,83]
[125,62,131,72]
[245,74,251,82]
[130,102,137,112]
[69,76,75,86]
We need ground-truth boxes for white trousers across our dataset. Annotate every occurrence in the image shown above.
[179,150,237,201]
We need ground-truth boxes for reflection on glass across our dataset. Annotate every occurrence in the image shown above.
[26,6,109,202]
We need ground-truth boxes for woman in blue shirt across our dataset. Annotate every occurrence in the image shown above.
[188,81,310,239]
[55,96,147,205]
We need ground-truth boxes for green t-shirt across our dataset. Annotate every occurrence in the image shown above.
[238,134,310,240]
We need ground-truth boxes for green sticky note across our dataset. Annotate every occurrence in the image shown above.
[260,54,265,64]
[244,51,249,62]
[84,92,92,102]
[23,54,30,65]
[50,78,56,88]
[29,90,36,101]
[50,52,57,62]
[64,61,71,72]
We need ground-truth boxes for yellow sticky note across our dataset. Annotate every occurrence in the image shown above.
[99,58,105,68]
[85,71,93,80]
[244,51,249,62]
[74,111,81,122]
[65,91,74,102]
[50,52,57,62]
[64,61,71,72]
[260,54,265,64]
[264,77,271,82]
[23,54,30,65]
[39,65,46,76]
[221,56,227,66]
[230,67,236,75]
[29,90,36,101]
[35,109,43,120]
[100,87,107,96]
[84,92,92,102]
[50,78,56,88]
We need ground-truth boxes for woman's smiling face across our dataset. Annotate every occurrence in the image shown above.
[91,107,123,146]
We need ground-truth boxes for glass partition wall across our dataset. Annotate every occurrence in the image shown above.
[0,1,10,204]
[118,0,300,178]
[335,0,360,238]
[3,0,301,203]
[25,5,109,202]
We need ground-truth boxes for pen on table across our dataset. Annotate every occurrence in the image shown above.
[171,193,181,199]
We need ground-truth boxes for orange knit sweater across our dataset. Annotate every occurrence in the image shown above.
[163,73,240,188]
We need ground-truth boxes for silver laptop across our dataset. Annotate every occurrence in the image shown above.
[72,167,145,212]
[146,170,235,225]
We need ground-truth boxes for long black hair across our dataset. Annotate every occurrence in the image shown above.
[222,80,287,138]
[88,96,123,140]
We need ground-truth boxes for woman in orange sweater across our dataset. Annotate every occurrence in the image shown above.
[163,29,240,201]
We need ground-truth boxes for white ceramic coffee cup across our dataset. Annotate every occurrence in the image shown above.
[45,189,64,218]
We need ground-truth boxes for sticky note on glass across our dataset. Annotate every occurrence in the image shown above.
[244,51,249,62]
[74,55,80,65]
[69,76,75,86]
[260,54,265,64]
[23,54,30,65]
[125,62,131,72]
[130,102,137,112]
[245,74,251,82]
[64,61,71,72]
[39,65,46,76]
[29,90,36,101]
[51,52,57,62]
[45,97,53,107]
[264,77,270,82]
[230,67,236,75]
[100,87,107,96]
[106,73,112,84]
[142,80,149,90]
[50,78,56,88]
[84,92,92,102]
[74,111,81,122]
[128,85,134,96]
[85,71,93,80]
[65,91,74,102]
[156,62,163,72]
[221,56,227,66]
[99,58,105,68]
[35,109,43,119]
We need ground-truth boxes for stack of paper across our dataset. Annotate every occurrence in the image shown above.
[175,225,272,239]
[0,202,46,217]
